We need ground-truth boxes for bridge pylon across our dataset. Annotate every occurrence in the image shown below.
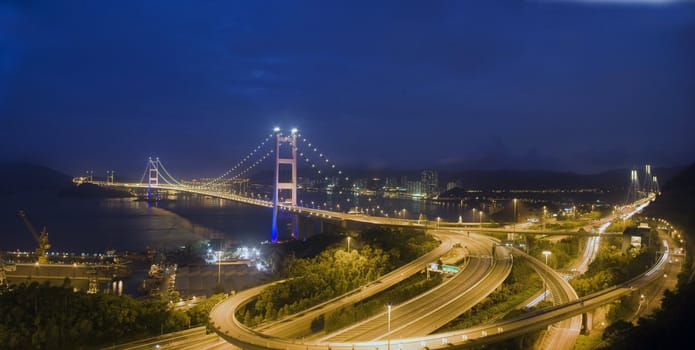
[147,157,160,201]
[106,170,115,185]
[271,128,298,242]
[626,168,640,204]
[148,158,160,187]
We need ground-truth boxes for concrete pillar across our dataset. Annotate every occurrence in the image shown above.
[297,215,314,240]
[582,311,593,334]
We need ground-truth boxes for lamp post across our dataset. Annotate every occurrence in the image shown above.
[543,250,551,265]
[387,303,392,350]
[479,211,483,228]
[513,198,517,238]
[217,251,222,286]
[542,250,551,301]
[437,217,441,229]
[347,236,351,253]
[542,206,547,231]
[472,208,477,224]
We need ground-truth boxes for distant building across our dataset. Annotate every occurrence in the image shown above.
[353,178,368,190]
[400,176,409,189]
[446,181,458,191]
[384,177,398,189]
[421,170,439,197]
[407,180,423,197]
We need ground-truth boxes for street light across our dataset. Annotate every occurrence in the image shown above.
[472,208,477,223]
[217,251,223,285]
[479,211,483,228]
[542,206,547,231]
[387,303,392,350]
[347,236,351,253]
[513,199,517,237]
[542,250,551,265]
[542,251,551,301]
[437,217,441,229]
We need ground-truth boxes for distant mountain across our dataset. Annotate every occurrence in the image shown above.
[0,162,73,195]
[337,166,683,191]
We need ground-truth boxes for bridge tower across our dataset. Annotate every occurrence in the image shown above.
[626,168,640,204]
[147,157,160,201]
[148,158,160,186]
[642,164,652,194]
[106,170,115,185]
[271,127,298,242]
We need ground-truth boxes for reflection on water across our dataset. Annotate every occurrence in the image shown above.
[0,189,612,253]
[0,192,273,253]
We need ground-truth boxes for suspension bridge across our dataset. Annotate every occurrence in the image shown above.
[87,128,437,242]
[85,128,647,241]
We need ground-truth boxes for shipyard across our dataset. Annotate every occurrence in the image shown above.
[0,210,131,294]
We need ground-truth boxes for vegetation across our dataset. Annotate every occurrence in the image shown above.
[437,258,542,332]
[527,235,583,270]
[239,246,389,326]
[605,217,636,233]
[0,281,229,350]
[0,282,189,350]
[359,227,439,270]
[186,293,227,327]
[237,227,438,327]
[569,236,655,297]
[530,220,586,231]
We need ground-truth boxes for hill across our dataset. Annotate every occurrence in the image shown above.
[0,162,73,195]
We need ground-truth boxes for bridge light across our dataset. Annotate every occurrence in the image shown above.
[291,128,298,134]
[273,127,280,133]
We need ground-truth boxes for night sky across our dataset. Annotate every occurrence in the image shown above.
[1,0,694,179]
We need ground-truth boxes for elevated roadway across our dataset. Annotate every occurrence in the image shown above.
[315,233,510,342]
[252,233,454,339]
[209,239,670,349]
[98,182,619,236]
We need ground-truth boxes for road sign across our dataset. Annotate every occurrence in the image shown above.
[442,264,459,273]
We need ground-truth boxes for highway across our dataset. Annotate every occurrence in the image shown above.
[512,248,581,350]
[521,198,650,350]
[102,326,234,350]
[207,237,671,349]
[252,233,453,339]
[316,233,510,342]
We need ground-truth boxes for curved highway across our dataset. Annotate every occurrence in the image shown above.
[316,234,510,342]
[253,233,453,339]
[511,248,581,350]
[209,238,670,350]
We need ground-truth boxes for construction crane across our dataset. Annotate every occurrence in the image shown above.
[18,210,51,264]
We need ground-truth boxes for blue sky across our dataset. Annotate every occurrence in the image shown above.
[1,0,694,178]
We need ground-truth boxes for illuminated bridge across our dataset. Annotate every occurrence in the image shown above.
[87,128,625,241]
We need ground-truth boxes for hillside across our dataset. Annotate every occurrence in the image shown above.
[0,162,73,195]
[598,160,695,349]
